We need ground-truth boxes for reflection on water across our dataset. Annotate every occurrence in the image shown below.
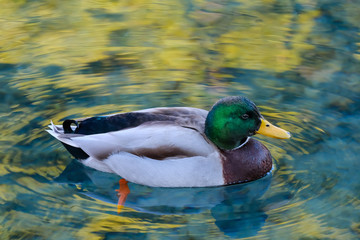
[58,159,274,238]
[1,0,360,239]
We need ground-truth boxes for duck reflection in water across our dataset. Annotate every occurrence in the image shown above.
[55,160,290,238]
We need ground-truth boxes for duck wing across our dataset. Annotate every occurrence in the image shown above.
[47,107,215,161]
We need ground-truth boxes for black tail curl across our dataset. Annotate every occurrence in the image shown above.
[63,119,79,133]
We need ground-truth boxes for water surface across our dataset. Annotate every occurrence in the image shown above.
[1,0,360,239]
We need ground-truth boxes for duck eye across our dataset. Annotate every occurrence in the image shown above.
[241,114,249,120]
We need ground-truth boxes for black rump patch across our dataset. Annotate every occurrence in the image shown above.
[61,143,89,159]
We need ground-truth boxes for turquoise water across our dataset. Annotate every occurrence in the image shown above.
[1,0,360,239]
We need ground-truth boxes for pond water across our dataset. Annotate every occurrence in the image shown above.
[1,0,360,239]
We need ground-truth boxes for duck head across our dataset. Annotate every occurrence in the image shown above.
[205,96,291,150]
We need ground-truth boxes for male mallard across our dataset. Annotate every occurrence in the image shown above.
[47,96,290,187]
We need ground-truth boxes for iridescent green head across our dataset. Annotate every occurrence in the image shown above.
[205,96,291,150]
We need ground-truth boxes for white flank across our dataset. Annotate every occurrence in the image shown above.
[81,157,114,173]
[103,152,224,187]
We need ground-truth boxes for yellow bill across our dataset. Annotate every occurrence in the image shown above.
[256,118,291,139]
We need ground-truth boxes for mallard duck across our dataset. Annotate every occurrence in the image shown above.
[47,96,290,187]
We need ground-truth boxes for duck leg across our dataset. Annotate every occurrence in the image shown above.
[115,179,130,214]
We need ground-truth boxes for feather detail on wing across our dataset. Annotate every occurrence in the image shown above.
[47,107,216,161]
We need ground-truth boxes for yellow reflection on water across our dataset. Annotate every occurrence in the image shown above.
[0,0,319,76]
[75,210,183,239]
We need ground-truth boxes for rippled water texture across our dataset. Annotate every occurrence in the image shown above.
[1,0,360,239]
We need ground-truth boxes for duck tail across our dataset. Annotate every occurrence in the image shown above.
[47,121,89,160]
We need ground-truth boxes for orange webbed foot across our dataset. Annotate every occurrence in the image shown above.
[115,179,130,214]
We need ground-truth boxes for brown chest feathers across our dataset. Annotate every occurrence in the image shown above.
[220,138,272,185]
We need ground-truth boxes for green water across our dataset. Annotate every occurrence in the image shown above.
[1,0,360,239]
